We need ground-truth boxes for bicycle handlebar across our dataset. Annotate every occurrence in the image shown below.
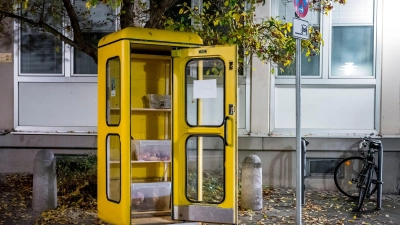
[358,133,382,153]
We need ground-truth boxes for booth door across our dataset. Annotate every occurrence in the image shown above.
[172,46,238,224]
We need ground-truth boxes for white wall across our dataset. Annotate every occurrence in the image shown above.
[274,87,375,129]
[18,83,98,127]
[249,2,272,135]
[380,0,400,136]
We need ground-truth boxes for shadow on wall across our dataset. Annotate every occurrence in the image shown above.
[304,151,351,191]
[267,147,293,188]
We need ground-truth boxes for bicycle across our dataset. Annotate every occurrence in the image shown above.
[333,134,382,211]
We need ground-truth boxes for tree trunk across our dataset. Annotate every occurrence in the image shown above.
[120,0,136,29]
[144,0,179,28]
[119,0,180,29]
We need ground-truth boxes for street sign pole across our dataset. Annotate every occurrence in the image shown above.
[293,7,309,224]
[294,0,309,223]
[295,37,302,225]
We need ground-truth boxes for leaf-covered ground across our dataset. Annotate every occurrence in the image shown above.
[0,173,107,225]
[238,187,400,225]
[1,173,400,225]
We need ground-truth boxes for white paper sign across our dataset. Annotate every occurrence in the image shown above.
[293,17,309,40]
[193,79,217,99]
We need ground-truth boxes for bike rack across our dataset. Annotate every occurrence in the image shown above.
[376,141,383,210]
[301,138,309,206]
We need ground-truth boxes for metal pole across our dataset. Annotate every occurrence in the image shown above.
[198,60,204,202]
[376,143,383,209]
[301,138,306,205]
[295,38,302,225]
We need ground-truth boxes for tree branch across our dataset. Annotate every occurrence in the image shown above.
[0,9,98,64]
[61,0,84,46]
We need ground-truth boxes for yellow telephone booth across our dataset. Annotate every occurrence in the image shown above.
[97,27,238,225]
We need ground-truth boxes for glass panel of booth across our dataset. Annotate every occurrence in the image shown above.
[186,58,225,126]
[107,134,121,203]
[186,136,225,204]
[106,57,121,125]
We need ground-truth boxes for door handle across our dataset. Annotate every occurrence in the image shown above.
[224,116,229,146]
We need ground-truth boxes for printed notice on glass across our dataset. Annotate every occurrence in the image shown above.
[193,79,217,99]
[111,78,116,97]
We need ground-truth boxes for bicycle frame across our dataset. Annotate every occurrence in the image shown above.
[354,135,382,211]
[334,134,383,211]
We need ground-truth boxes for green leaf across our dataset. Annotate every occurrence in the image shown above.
[213,19,219,26]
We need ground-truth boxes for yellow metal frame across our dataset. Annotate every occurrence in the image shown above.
[172,46,238,223]
[98,39,131,224]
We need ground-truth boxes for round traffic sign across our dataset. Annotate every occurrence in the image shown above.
[294,0,309,18]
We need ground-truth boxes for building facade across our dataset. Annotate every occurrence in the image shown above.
[0,0,399,194]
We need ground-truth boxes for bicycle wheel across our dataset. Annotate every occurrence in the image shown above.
[355,165,373,211]
[334,156,378,198]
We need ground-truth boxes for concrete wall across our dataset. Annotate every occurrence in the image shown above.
[0,134,96,172]
[1,134,399,194]
[238,137,400,194]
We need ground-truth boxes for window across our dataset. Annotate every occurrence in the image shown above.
[15,1,117,133]
[19,0,116,77]
[20,26,63,74]
[271,0,380,135]
[331,0,374,77]
[276,0,374,78]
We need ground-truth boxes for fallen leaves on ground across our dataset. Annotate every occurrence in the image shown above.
[238,187,400,225]
[2,174,400,225]
[0,173,108,225]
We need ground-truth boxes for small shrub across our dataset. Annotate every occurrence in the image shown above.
[56,154,97,210]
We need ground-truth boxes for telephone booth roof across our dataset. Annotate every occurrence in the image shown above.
[98,27,203,52]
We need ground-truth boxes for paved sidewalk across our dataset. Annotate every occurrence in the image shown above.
[238,188,400,225]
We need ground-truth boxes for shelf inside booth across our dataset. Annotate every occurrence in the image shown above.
[109,108,171,112]
[109,160,171,164]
